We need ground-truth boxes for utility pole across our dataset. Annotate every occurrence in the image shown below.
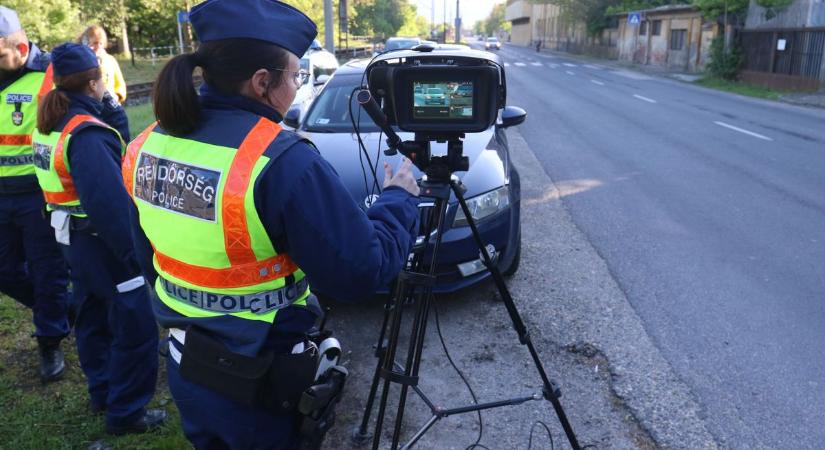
[324,0,334,53]
[443,0,447,43]
[455,0,461,44]
[432,0,435,39]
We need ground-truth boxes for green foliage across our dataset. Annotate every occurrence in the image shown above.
[695,76,784,100]
[705,36,741,80]
[350,0,413,38]
[484,2,510,36]
[3,0,83,49]
[755,0,793,9]
[124,0,190,50]
[693,0,749,19]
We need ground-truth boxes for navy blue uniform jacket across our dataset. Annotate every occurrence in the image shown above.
[60,93,136,274]
[129,85,420,356]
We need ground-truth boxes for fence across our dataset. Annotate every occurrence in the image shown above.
[740,28,825,91]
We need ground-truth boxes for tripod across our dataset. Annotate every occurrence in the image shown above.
[348,110,582,449]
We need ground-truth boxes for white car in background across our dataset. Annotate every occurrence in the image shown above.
[292,41,340,113]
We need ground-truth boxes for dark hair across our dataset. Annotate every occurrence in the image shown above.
[153,38,291,136]
[37,67,102,134]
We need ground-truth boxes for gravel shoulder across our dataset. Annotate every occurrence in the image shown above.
[324,128,718,449]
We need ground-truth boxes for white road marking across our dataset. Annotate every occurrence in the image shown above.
[714,121,774,141]
[514,62,526,67]
[531,62,543,66]
[633,94,657,103]
[548,63,559,68]
[563,63,577,67]
[504,62,511,67]
[566,70,576,75]
[584,64,602,70]
[590,80,605,86]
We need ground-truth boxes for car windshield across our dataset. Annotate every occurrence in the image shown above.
[486,37,498,42]
[427,88,443,95]
[386,39,419,50]
[304,76,379,133]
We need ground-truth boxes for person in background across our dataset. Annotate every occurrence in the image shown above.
[79,25,126,104]
[32,42,165,436]
[0,5,70,383]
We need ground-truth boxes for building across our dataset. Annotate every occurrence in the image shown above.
[505,0,533,45]
[741,0,825,90]
[614,5,718,73]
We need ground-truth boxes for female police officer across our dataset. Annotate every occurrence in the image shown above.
[32,43,165,435]
[122,0,420,448]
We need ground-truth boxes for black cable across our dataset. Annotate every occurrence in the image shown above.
[433,301,484,450]
[527,420,555,450]
[349,86,381,199]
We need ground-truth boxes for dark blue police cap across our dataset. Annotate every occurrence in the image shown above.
[51,43,99,77]
[190,0,318,57]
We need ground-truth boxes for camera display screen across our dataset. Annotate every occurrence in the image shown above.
[412,81,473,120]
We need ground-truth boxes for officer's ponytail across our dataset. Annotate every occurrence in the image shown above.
[153,52,201,136]
[153,39,290,136]
[37,68,102,134]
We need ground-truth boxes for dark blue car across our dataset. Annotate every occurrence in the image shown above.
[284,59,526,293]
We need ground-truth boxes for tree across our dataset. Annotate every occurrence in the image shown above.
[351,0,410,38]
[3,0,82,49]
[484,2,509,36]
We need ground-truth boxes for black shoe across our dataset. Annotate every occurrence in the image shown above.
[36,337,65,383]
[106,409,167,436]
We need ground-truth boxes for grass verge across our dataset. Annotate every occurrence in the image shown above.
[126,103,156,136]
[694,77,786,100]
[0,297,190,449]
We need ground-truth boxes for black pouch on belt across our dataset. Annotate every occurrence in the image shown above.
[179,326,274,407]
[261,351,318,415]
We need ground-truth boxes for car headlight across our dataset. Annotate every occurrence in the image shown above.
[453,186,509,227]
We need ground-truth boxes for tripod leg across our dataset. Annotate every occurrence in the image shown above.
[451,181,582,450]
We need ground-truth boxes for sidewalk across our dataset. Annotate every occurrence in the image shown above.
[521,43,825,109]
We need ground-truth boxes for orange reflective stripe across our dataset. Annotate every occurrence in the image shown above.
[43,190,80,204]
[0,134,31,146]
[123,122,156,196]
[222,118,282,265]
[44,114,105,203]
[38,65,54,100]
[155,250,298,290]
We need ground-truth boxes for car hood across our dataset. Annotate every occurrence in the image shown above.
[300,128,509,210]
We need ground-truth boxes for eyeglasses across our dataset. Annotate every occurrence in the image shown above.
[269,68,310,86]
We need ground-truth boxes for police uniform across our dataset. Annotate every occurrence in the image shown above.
[30,43,165,435]
[123,1,420,448]
[0,6,69,381]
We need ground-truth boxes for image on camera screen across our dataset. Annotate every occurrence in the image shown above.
[412,81,473,120]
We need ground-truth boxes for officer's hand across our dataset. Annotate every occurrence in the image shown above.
[383,158,420,197]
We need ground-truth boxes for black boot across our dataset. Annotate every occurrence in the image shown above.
[106,409,168,436]
[36,336,65,383]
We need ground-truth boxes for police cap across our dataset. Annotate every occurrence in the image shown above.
[190,0,318,58]
[0,6,22,38]
[51,43,99,77]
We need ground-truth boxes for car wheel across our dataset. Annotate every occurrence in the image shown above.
[500,226,521,277]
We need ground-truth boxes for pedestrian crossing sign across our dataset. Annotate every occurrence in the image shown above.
[628,12,642,26]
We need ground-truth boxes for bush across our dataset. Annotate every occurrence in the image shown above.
[706,36,742,80]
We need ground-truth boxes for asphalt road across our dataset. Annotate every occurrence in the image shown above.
[482,42,825,449]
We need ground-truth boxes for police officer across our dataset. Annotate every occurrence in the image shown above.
[0,5,69,382]
[31,43,166,435]
[123,0,420,448]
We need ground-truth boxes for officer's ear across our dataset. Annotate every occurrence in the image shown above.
[16,42,28,59]
[250,69,271,100]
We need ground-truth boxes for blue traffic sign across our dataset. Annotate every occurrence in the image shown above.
[628,12,642,26]
[177,11,189,24]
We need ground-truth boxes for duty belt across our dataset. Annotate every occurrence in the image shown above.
[159,276,309,316]
[0,154,33,166]
[48,203,86,215]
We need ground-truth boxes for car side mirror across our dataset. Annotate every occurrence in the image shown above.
[314,74,330,86]
[284,106,301,129]
[500,106,526,128]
